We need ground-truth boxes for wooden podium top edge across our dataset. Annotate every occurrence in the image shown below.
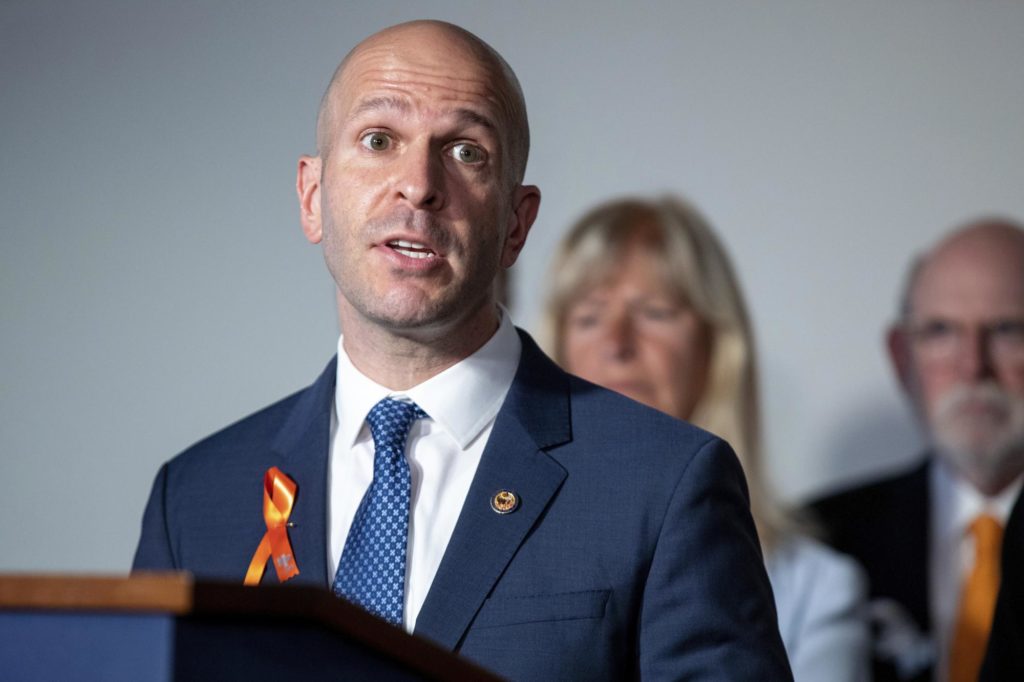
[0,572,193,614]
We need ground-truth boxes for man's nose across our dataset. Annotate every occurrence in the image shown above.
[395,142,445,210]
[958,327,996,381]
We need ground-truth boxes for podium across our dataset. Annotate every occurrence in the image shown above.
[0,573,502,681]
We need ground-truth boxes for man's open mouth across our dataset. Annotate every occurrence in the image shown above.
[388,239,437,260]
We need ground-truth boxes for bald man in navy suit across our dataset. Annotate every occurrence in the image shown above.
[134,20,790,680]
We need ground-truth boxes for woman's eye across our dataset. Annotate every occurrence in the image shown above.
[450,143,485,164]
[567,312,600,329]
[360,132,391,151]
[640,306,678,321]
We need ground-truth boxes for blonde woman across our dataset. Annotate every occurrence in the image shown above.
[545,196,870,682]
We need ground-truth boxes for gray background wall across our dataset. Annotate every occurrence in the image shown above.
[3,0,1023,573]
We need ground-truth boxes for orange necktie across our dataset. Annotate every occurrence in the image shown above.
[949,514,1003,682]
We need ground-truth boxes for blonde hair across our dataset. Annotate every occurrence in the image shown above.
[543,196,791,551]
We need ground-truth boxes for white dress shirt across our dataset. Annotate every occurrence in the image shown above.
[327,310,521,633]
[929,459,1022,681]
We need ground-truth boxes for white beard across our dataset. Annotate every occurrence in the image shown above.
[930,382,1024,494]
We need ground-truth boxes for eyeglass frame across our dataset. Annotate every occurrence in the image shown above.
[902,316,1024,367]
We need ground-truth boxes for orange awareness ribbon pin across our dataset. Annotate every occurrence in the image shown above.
[243,466,300,585]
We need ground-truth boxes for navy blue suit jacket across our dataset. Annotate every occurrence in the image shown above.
[134,331,791,680]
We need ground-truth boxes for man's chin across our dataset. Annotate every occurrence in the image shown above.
[362,294,490,338]
[934,435,1024,495]
[366,307,457,335]
[345,285,450,326]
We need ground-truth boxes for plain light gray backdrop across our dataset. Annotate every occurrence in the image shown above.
[3,0,1024,573]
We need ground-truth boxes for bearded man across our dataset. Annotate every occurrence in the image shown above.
[812,218,1024,682]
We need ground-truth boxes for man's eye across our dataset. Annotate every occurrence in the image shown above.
[915,320,956,342]
[992,320,1024,342]
[360,132,391,151]
[450,143,485,164]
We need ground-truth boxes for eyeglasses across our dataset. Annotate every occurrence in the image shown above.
[906,318,1024,366]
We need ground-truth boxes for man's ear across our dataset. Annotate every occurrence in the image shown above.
[500,184,541,268]
[297,155,323,244]
[887,324,915,394]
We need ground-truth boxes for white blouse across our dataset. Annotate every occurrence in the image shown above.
[767,534,871,682]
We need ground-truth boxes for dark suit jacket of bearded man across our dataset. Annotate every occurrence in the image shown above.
[811,459,964,682]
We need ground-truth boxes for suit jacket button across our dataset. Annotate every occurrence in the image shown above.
[491,490,519,514]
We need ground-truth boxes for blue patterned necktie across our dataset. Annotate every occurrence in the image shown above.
[332,397,427,625]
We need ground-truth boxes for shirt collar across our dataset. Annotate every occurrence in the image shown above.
[334,308,521,450]
[932,457,1023,539]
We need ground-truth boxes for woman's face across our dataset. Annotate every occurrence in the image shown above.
[561,248,711,421]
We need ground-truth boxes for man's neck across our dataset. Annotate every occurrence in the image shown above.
[934,451,1024,500]
[338,303,502,391]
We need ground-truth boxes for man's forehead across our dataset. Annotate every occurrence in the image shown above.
[911,248,1024,317]
[341,86,503,124]
[346,94,493,122]
[335,40,508,122]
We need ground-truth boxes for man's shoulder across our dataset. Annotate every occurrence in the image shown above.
[176,389,303,459]
[558,374,732,500]
[511,328,723,473]
[165,358,336,475]
[806,457,931,580]
[567,372,714,443]
[809,457,930,518]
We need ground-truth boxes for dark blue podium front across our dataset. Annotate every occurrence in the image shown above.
[0,574,501,682]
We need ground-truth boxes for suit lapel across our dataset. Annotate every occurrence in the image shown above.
[414,332,571,649]
[898,460,931,631]
[265,357,337,588]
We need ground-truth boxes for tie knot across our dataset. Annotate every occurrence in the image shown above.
[365,397,428,452]
[970,514,1003,555]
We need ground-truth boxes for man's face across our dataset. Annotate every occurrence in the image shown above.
[895,230,1024,493]
[300,26,537,340]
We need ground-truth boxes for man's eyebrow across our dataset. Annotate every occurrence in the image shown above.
[348,96,412,118]
[347,97,499,137]
[453,108,497,133]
